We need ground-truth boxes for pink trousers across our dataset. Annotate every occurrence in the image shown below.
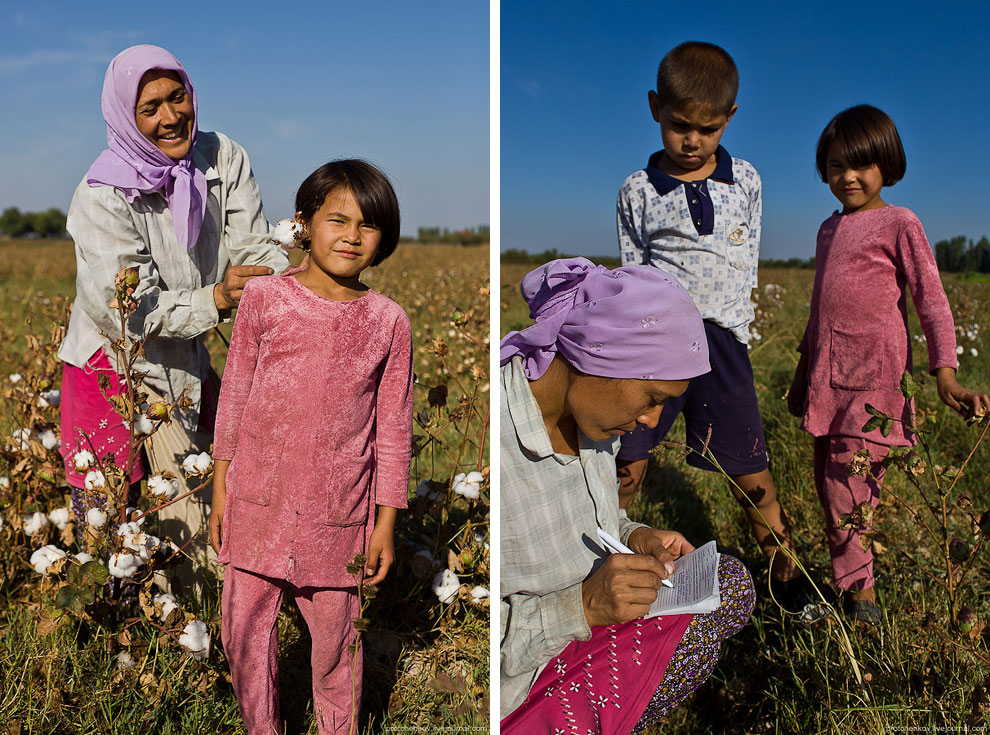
[221,565,361,735]
[813,435,890,591]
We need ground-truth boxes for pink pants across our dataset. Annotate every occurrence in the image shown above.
[814,435,890,591]
[221,565,361,735]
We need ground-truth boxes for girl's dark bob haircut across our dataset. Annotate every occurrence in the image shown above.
[815,105,906,186]
[295,159,400,266]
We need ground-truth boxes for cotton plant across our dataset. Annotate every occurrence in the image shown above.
[30,545,67,575]
[181,452,213,477]
[178,619,210,661]
[431,569,460,604]
[23,512,49,537]
[147,473,179,501]
[451,471,484,500]
[47,507,72,531]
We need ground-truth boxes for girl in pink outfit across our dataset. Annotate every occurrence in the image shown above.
[209,160,412,734]
[788,105,989,623]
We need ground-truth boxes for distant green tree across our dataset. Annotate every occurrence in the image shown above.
[0,206,67,237]
[0,207,29,236]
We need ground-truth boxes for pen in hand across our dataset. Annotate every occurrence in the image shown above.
[597,528,674,588]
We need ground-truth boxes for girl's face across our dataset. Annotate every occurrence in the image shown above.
[825,142,886,214]
[303,187,381,284]
[134,70,195,160]
[565,374,689,442]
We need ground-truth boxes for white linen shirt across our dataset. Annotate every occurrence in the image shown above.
[500,356,647,717]
[58,131,289,431]
[617,147,762,344]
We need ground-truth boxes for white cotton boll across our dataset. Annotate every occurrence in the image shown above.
[0,476,9,489]
[957,345,965,355]
[73,451,96,473]
[115,651,137,671]
[181,453,200,475]
[75,552,95,565]
[153,592,179,621]
[971,348,979,358]
[87,508,108,529]
[194,452,213,473]
[12,428,31,450]
[117,520,144,537]
[131,414,154,435]
[179,619,210,660]
[470,586,489,603]
[271,218,304,249]
[23,512,49,536]
[431,569,460,604]
[38,390,61,408]
[84,470,106,491]
[148,474,179,500]
[30,544,67,574]
[124,532,160,562]
[47,507,71,531]
[37,429,59,451]
[451,472,482,500]
[108,552,144,578]
[9,373,22,384]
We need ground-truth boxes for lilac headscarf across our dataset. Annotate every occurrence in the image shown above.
[500,257,711,380]
[85,45,207,251]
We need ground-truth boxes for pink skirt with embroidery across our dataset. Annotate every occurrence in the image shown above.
[501,613,694,735]
[59,350,147,488]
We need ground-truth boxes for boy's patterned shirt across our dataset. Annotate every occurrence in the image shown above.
[617,146,761,344]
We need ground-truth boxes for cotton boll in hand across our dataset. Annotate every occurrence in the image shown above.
[23,512,49,536]
[47,507,71,531]
[30,545,67,575]
[431,569,460,604]
[179,619,210,660]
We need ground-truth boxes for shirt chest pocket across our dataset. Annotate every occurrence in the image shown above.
[724,222,750,270]
[317,444,372,527]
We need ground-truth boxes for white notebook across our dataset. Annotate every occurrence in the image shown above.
[645,540,721,617]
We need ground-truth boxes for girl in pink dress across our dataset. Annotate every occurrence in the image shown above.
[788,105,989,623]
[209,160,413,734]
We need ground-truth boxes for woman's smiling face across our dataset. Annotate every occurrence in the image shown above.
[565,374,689,442]
[134,70,195,159]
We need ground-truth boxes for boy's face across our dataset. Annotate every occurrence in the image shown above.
[649,93,736,176]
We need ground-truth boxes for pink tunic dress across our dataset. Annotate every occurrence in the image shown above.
[798,206,958,445]
[213,270,412,587]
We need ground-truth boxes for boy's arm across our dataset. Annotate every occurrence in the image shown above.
[617,182,648,265]
[373,311,413,509]
[747,169,763,289]
[209,459,230,554]
[365,505,397,584]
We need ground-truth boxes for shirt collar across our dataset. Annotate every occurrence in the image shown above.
[644,145,734,195]
[193,143,221,183]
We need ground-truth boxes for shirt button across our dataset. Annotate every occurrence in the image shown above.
[696,220,702,225]
[691,182,698,188]
[691,199,698,204]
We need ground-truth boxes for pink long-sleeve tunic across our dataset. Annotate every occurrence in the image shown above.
[213,270,412,587]
[798,206,958,446]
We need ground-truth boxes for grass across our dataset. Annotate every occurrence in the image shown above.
[1,238,489,734]
[502,261,990,733]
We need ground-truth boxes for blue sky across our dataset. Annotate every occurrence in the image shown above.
[501,0,990,258]
[1,1,489,236]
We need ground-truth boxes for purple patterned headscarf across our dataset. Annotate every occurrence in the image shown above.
[85,45,207,251]
[500,257,711,380]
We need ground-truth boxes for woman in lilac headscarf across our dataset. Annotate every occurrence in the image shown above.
[57,45,288,580]
[499,258,755,734]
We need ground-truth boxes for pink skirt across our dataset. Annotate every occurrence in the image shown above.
[59,350,147,488]
[501,613,694,735]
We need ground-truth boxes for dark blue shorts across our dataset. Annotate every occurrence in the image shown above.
[616,321,769,475]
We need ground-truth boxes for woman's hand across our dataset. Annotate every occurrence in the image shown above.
[582,553,667,627]
[208,459,230,555]
[364,506,398,585]
[787,353,809,418]
[214,265,275,310]
[935,367,990,421]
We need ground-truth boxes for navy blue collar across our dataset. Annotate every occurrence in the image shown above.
[644,145,734,195]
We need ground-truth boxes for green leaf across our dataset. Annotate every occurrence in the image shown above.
[864,403,884,417]
[862,416,884,433]
[66,565,81,585]
[81,560,109,585]
[55,585,78,610]
[77,586,95,606]
[880,418,893,437]
[899,371,920,398]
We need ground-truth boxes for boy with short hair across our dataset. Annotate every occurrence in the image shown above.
[616,41,807,601]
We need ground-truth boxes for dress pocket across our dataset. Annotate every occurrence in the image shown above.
[724,222,750,270]
[324,456,372,527]
[231,428,285,506]
[829,327,884,390]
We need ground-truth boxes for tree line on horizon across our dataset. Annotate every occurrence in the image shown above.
[0,207,67,238]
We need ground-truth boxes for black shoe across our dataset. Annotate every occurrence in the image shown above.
[771,572,836,621]
[844,598,881,625]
